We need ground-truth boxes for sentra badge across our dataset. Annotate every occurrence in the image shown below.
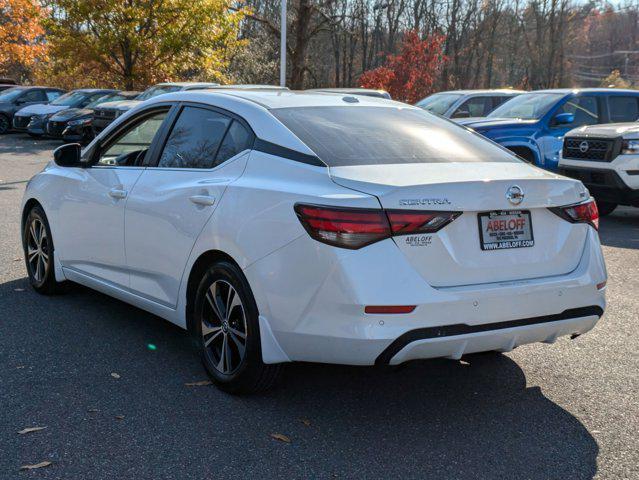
[399,198,451,206]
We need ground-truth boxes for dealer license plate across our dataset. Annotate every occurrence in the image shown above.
[478,210,534,251]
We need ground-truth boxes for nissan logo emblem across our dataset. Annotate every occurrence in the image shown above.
[506,185,524,205]
[579,141,589,153]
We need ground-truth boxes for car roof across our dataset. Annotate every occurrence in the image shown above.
[432,89,525,95]
[154,82,220,89]
[527,88,639,95]
[170,89,406,109]
[203,84,289,90]
[8,86,64,90]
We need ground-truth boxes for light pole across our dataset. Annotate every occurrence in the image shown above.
[280,0,287,87]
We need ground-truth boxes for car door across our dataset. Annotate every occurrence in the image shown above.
[12,89,47,115]
[55,106,173,288]
[124,103,254,307]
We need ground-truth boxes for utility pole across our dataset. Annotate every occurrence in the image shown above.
[280,0,287,87]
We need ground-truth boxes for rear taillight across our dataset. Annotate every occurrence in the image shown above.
[550,199,599,230]
[295,204,460,249]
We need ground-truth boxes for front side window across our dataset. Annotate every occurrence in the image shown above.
[20,90,46,103]
[608,96,639,122]
[553,96,600,128]
[488,93,564,120]
[452,97,492,118]
[96,110,168,166]
[157,106,231,169]
[272,106,521,167]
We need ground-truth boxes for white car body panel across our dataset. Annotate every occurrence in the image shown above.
[22,90,607,367]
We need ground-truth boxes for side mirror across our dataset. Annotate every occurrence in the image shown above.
[554,112,575,125]
[53,143,83,167]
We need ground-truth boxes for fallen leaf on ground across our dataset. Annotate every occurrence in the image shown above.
[16,365,25,369]
[20,461,52,470]
[460,360,470,366]
[300,418,311,427]
[87,408,98,413]
[13,258,21,262]
[114,415,125,420]
[270,433,291,443]
[14,288,25,292]
[184,380,212,386]
[110,372,120,379]
[17,426,46,435]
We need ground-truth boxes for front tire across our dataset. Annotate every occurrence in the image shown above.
[596,200,617,217]
[22,206,66,294]
[0,114,10,134]
[193,261,282,394]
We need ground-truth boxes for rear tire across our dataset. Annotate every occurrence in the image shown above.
[192,260,282,394]
[596,200,617,217]
[22,206,67,295]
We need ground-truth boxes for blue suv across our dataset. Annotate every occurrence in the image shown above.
[460,88,639,171]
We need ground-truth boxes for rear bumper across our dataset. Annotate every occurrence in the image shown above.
[246,228,607,365]
[559,165,639,205]
[377,306,601,365]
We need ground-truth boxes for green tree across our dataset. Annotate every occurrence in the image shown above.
[43,0,247,89]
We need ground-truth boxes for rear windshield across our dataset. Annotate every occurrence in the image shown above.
[271,106,520,167]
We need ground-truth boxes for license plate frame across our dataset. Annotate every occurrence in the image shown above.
[478,210,534,251]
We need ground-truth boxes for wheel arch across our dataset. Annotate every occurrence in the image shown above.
[184,249,241,334]
[21,198,44,233]
[504,144,538,164]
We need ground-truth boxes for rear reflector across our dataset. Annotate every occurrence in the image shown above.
[596,281,607,290]
[365,305,416,314]
[549,199,599,230]
[295,203,461,249]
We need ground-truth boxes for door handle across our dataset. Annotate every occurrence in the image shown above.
[108,188,127,199]
[189,195,216,206]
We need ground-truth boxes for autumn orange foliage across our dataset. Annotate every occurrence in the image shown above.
[359,31,447,104]
[0,0,48,79]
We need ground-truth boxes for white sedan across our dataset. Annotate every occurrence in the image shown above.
[21,90,607,393]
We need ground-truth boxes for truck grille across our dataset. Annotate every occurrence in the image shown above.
[563,137,620,162]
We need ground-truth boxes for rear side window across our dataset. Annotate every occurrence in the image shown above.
[608,96,639,122]
[271,106,520,167]
[158,106,231,169]
[492,95,514,109]
[215,121,252,166]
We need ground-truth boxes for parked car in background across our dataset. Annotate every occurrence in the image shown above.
[0,84,19,93]
[92,82,219,131]
[460,88,639,171]
[22,89,606,393]
[43,91,140,143]
[307,88,391,99]
[13,89,117,136]
[559,121,639,216]
[0,86,65,134]
[416,89,523,119]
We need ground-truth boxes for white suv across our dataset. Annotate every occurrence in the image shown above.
[559,123,639,216]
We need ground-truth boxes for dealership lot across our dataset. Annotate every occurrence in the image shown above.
[0,133,638,479]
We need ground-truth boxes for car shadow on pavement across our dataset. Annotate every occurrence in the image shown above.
[1,277,598,479]
[598,207,639,249]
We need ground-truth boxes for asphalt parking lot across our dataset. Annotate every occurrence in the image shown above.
[1,133,638,479]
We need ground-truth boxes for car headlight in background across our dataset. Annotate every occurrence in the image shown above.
[621,139,639,155]
[67,117,92,126]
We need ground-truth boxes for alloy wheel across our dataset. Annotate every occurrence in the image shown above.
[201,280,247,375]
[27,217,49,283]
